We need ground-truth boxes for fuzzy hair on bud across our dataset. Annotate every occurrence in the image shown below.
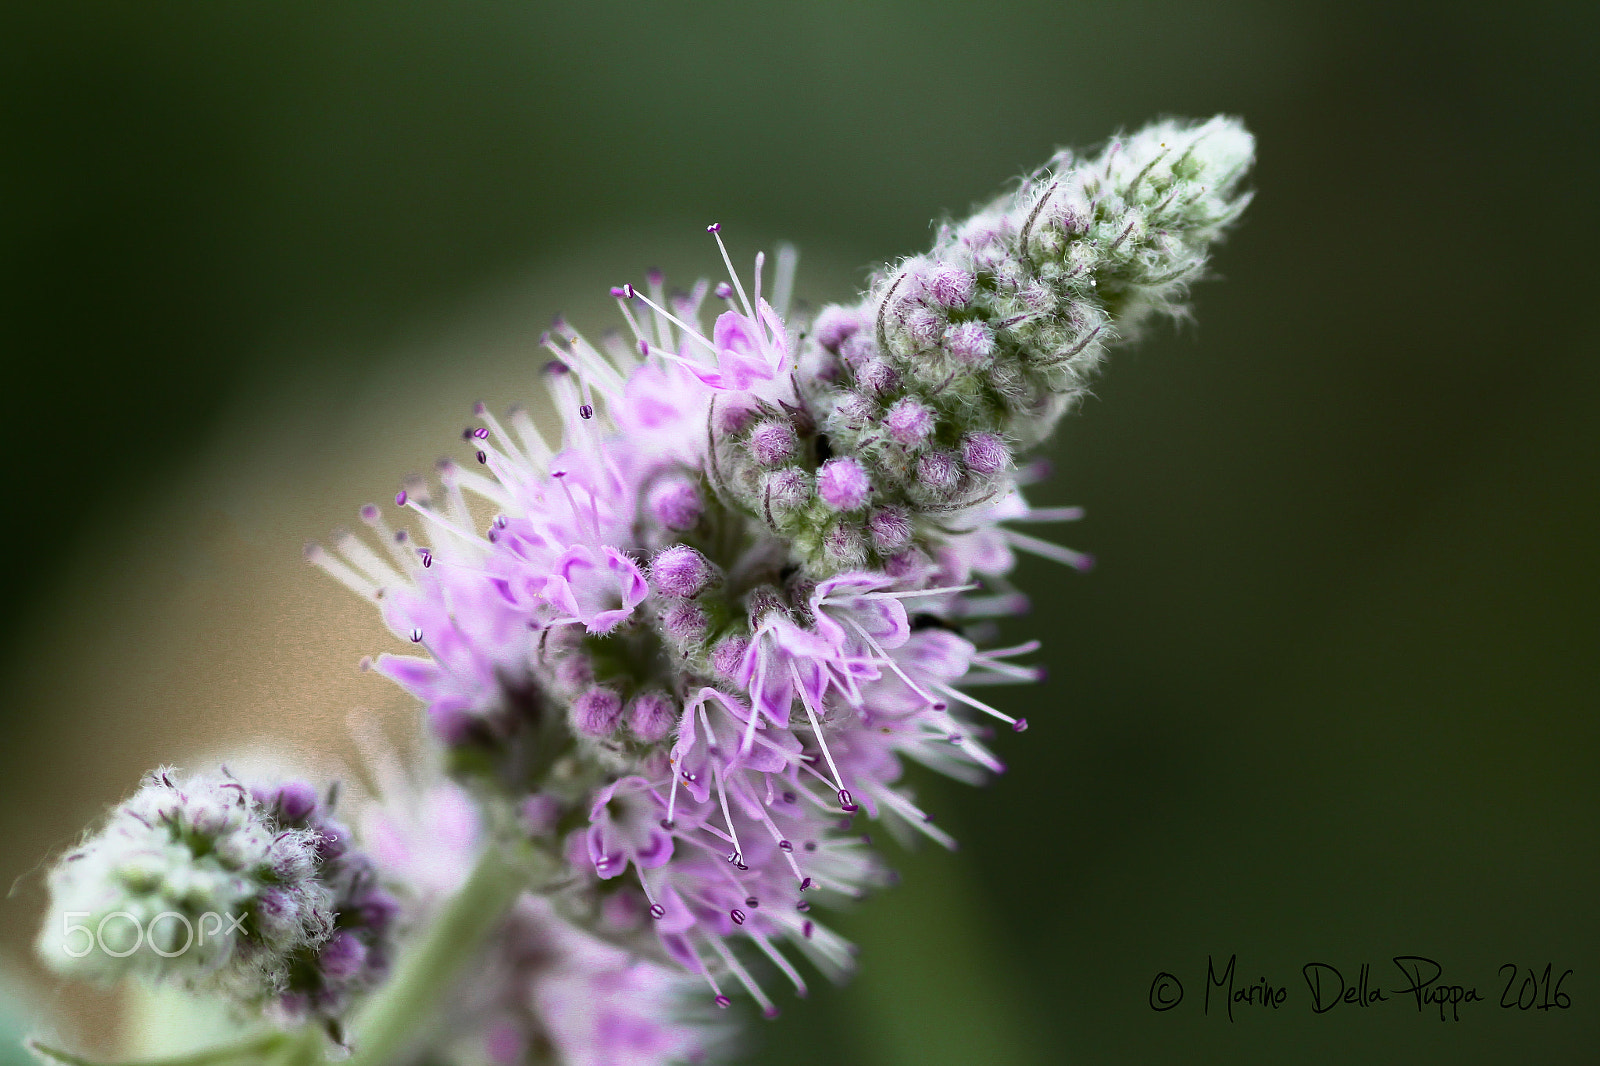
[962,433,1011,475]
[651,545,718,598]
[748,420,799,466]
[944,321,995,364]
[572,688,625,737]
[627,691,679,743]
[811,305,863,351]
[930,267,975,308]
[867,507,913,553]
[884,398,935,447]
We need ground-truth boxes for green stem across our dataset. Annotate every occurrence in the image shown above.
[343,840,537,1066]
[26,1034,289,1066]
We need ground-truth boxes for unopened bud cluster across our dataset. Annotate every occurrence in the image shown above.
[38,769,391,1025]
[710,115,1255,573]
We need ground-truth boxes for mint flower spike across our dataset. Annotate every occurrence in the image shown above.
[36,769,396,1035]
[312,115,1252,1036]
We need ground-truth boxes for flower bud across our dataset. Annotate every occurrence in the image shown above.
[318,930,369,981]
[884,398,934,447]
[822,521,869,569]
[572,688,625,738]
[811,305,863,351]
[838,332,878,368]
[867,507,913,553]
[916,452,962,496]
[903,307,945,348]
[710,634,750,680]
[961,433,1011,475]
[651,545,718,598]
[817,458,871,512]
[761,468,813,513]
[661,601,708,648]
[831,391,878,429]
[856,359,898,396]
[648,477,703,531]
[627,691,678,743]
[944,321,995,364]
[748,420,799,466]
[930,267,975,308]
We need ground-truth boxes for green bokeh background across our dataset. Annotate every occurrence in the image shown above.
[3,2,1597,1063]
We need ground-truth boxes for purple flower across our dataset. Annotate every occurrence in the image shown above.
[587,776,676,878]
[682,303,789,391]
[539,545,649,634]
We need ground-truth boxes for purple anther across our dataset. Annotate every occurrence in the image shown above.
[609,286,626,297]
[420,550,432,568]
[795,900,810,913]
[763,1006,781,1019]
[802,921,814,939]
[730,908,746,925]
[578,404,593,420]
[714,282,733,299]
[659,818,676,830]
[838,788,858,812]
[707,222,721,233]
[359,504,379,522]
[715,995,731,1008]
[1013,718,1029,732]
[409,628,423,643]
[473,426,489,439]
[650,903,666,919]
[778,839,793,852]
[745,896,759,908]
[799,877,813,892]
[476,450,487,464]
[395,490,408,506]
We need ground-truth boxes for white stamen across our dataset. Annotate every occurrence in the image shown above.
[934,680,1019,728]
[710,227,756,320]
[772,242,798,320]
[1012,506,1085,523]
[1004,528,1094,570]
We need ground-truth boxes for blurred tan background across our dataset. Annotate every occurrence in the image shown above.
[3,2,1597,1064]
